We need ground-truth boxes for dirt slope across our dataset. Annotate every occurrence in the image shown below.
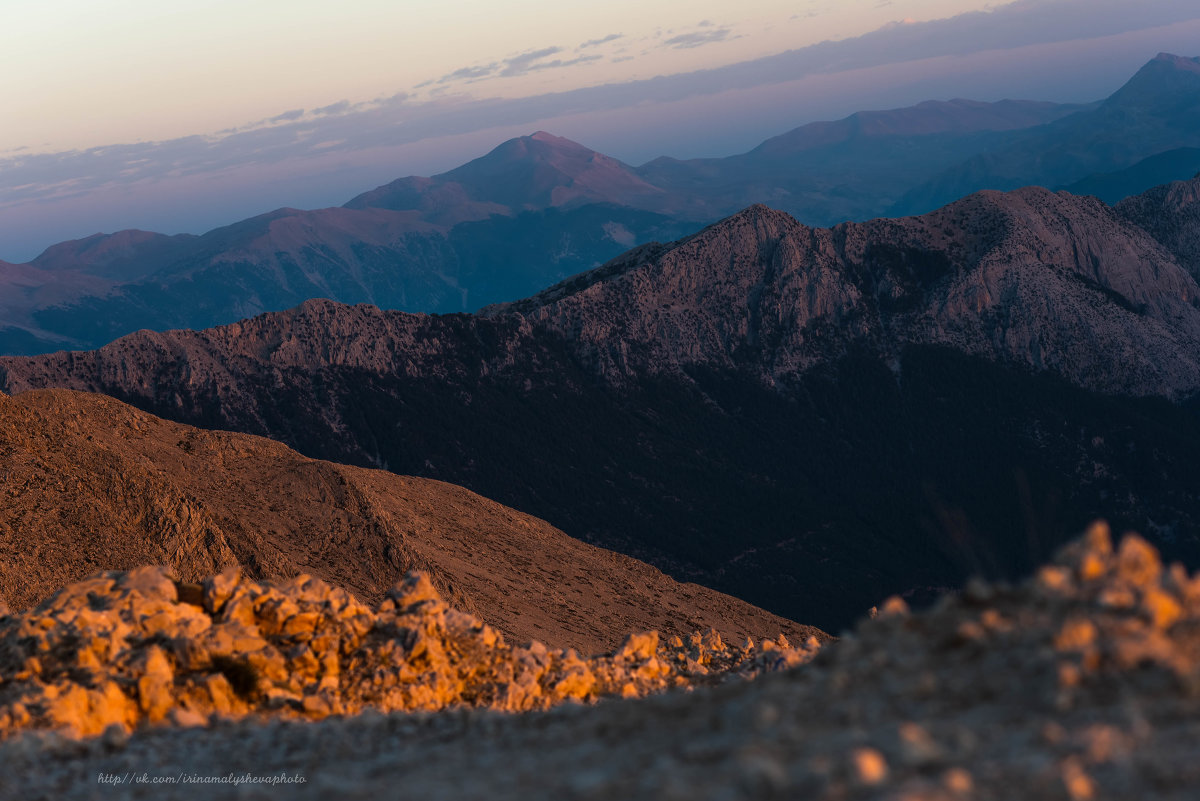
[0,389,819,652]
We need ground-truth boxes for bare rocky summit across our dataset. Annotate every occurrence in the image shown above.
[5,525,1200,800]
[0,389,817,653]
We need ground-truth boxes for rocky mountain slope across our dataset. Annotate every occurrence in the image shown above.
[6,182,1200,630]
[1116,173,1200,281]
[0,388,816,653]
[498,187,1200,397]
[6,526,1200,800]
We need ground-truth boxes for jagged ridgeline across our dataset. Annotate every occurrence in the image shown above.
[5,178,1200,631]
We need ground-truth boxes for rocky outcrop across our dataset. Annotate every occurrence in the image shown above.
[5,526,1200,800]
[0,565,820,740]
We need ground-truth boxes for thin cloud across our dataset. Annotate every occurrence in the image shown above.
[504,53,602,77]
[664,28,733,49]
[434,45,603,84]
[270,109,305,123]
[2,0,1199,230]
[314,100,353,116]
[581,33,623,49]
[373,92,410,108]
[438,63,500,84]
[500,46,565,77]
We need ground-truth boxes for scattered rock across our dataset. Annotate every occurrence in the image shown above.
[0,567,820,739]
[5,525,1200,801]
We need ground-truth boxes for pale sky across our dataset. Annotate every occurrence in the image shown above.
[2,0,1199,261]
[1,0,996,154]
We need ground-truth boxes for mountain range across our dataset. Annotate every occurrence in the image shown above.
[4,54,1200,357]
[7,175,1200,631]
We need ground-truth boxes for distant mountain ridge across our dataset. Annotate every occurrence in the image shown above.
[7,54,1200,357]
[893,53,1200,214]
[1061,149,1200,203]
[6,178,1200,630]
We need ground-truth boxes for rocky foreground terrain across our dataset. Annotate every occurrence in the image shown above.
[0,388,815,653]
[0,565,820,739]
[3,524,1198,799]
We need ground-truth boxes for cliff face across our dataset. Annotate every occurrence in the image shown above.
[5,185,1200,630]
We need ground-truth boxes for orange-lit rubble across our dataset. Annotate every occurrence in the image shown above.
[0,566,817,739]
[5,524,1200,800]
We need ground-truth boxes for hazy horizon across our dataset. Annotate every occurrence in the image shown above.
[2,0,1199,262]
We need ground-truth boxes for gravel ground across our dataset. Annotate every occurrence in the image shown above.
[4,524,1200,800]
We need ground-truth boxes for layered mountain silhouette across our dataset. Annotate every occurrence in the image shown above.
[894,54,1200,214]
[0,388,815,652]
[637,98,1086,225]
[6,54,1199,357]
[1062,149,1200,204]
[1,198,692,356]
[6,178,1200,630]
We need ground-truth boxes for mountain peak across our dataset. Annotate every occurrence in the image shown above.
[436,130,662,211]
[528,130,574,145]
[473,131,596,163]
[720,203,796,228]
[1151,52,1200,72]
[1105,53,1200,110]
